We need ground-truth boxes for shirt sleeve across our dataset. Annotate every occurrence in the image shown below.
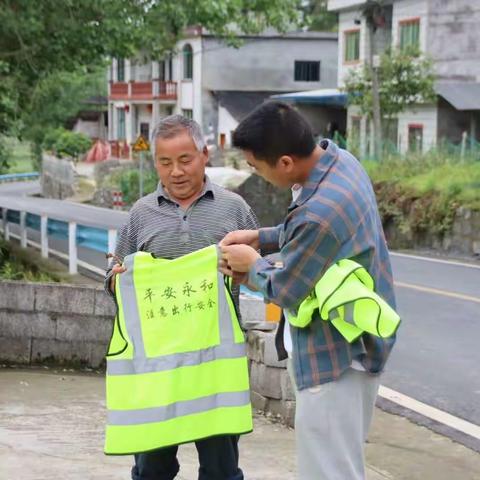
[241,206,260,231]
[248,220,342,310]
[258,225,283,255]
[104,216,138,297]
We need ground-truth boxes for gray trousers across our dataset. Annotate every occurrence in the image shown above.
[289,365,380,480]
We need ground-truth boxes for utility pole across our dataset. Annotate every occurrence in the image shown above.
[363,1,384,160]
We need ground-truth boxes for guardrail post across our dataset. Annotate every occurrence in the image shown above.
[20,211,27,247]
[41,215,49,258]
[2,208,9,240]
[108,229,117,256]
[68,221,78,275]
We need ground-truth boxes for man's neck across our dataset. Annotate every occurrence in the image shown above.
[165,184,205,210]
[296,144,326,185]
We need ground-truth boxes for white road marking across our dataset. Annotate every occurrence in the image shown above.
[391,251,480,270]
[394,281,480,304]
[378,385,480,440]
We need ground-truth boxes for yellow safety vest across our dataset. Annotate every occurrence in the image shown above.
[286,259,400,343]
[104,245,252,455]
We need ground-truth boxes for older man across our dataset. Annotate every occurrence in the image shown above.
[106,115,258,480]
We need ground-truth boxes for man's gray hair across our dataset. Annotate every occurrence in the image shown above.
[150,114,206,158]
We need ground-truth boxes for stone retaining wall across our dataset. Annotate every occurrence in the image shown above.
[246,330,295,427]
[385,207,480,257]
[0,280,293,423]
[0,281,114,367]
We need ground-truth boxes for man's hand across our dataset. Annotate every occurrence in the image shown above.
[220,244,261,274]
[109,264,126,294]
[219,229,260,250]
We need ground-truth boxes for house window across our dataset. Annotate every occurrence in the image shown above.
[182,109,193,119]
[117,108,126,139]
[344,30,360,63]
[117,58,125,82]
[294,61,321,82]
[408,124,423,152]
[400,18,420,51]
[183,44,193,80]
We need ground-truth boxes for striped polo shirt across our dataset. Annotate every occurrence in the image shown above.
[106,176,258,304]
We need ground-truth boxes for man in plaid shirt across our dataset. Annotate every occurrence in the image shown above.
[220,101,397,480]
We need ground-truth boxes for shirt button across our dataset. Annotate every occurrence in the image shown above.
[183,215,187,220]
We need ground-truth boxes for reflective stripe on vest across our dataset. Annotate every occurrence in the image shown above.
[105,245,252,455]
[287,259,400,343]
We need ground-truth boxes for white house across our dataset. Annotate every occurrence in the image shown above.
[107,28,338,157]
[328,0,480,155]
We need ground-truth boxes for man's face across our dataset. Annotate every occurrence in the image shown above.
[243,151,293,188]
[154,131,208,201]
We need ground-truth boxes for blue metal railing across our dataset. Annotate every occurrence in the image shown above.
[5,211,109,253]
[0,172,40,183]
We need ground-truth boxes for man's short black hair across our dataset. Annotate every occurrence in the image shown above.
[232,101,316,166]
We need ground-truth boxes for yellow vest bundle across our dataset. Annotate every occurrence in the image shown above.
[287,259,400,343]
[105,245,252,455]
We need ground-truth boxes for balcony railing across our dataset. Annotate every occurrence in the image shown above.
[131,81,152,97]
[109,81,177,100]
[158,81,177,100]
[110,82,128,96]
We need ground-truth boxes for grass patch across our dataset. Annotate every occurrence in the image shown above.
[0,239,60,282]
[363,152,480,240]
[3,137,35,174]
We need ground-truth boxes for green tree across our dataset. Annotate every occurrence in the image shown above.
[343,47,436,154]
[22,66,106,148]
[0,0,304,168]
[304,0,338,32]
[0,0,303,119]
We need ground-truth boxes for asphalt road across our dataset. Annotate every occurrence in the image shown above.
[2,181,480,430]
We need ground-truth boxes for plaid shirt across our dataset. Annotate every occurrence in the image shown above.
[248,140,397,390]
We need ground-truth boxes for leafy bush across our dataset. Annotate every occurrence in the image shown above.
[42,127,91,159]
[0,136,11,174]
[0,240,59,282]
[119,168,158,205]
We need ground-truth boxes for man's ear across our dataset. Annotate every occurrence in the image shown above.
[278,155,295,173]
[202,146,209,164]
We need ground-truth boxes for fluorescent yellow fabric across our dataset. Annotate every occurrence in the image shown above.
[105,245,252,455]
[287,259,400,343]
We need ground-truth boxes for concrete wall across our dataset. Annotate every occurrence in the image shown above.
[202,35,338,92]
[0,278,294,424]
[0,281,273,366]
[392,0,429,52]
[0,282,114,368]
[427,0,480,82]
[337,10,368,87]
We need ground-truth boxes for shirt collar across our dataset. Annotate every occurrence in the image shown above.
[156,175,215,205]
[290,139,339,209]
